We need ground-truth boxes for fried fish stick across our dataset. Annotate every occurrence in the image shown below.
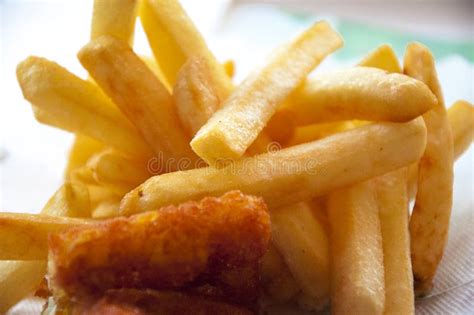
[358,44,402,73]
[271,202,330,311]
[191,22,343,165]
[327,180,385,315]
[405,43,454,295]
[282,67,436,126]
[120,118,426,215]
[49,191,270,309]
[139,0,232,94]
[376,169,414,315]
[0,213,92,260]
[0,184,91,312]
[78,36,197,164]
[90,0,138,45]
[448,100,474,160]
[16,57,152,158]
[64,135,105,180]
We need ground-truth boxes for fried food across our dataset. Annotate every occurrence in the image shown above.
[327,180,385,315]
[49,191,270,309]
[405,43,454,295]
[120,118,426,215]
[191,22,343,165]
[65,136,105,180]
[358,44,402,73]
[448,100,474,160]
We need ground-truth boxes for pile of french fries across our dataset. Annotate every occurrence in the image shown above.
[1,0,473,313]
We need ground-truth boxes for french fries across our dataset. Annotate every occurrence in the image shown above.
[281,67,437,126]
[0,183,91,311]
[139,0,232,95]
[0,213,91,260]
[287,121,358,146]
[448,100,474,160]
[405,43,454,295]
[271,202,330,311]
[78,36,197,164]
[327,180,385,315]
[120,118,426,214]
[90,0,138,44]
[358,44,402,73]
[191,22,343,165]
[64,135,105,180]
[17,57,152,158]
[376,169,414,314]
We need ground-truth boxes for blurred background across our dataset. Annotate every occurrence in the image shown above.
[0,0,473,212]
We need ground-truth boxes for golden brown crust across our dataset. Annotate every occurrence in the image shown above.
[49,191,270,309]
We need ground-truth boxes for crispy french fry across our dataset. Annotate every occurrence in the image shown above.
[17,57,152,158]
[327,180,385,315]
[90,0,138,45]
[448,100,474,160]
[261,245,300,303]
[78,36,197,164]
[0,183,91,311]
[358,44,402,73]
[271,202,330,311]
[191,22,343,165]
[88,185,120,209]
[140,55,171,91]
[405,43,454,295]
[0,213,91,260]
[139,0,232,95]
[376,169,414,315]
[88,149,151,186]
[92,199,121,219]
[64,135,105,180]
[281,67,436,126]
[120,118,426,215]
[287,121,359,146]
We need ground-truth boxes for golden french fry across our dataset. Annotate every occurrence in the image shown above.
[405,43,454,295]
[90,0,138,45]
[261,245,300,303]
[271,202,330,311]
[88,185,120,209]
[78,36,197,164]
[327,180,385,315]
[191,22,343,165]
[0,183,92,311]
[120,118,426,215]
[139,0,232,96]
[222,59,235,78]
[16,57,152,158]
[64,135,105,180]
[0,213,91,260]
[376,169,414,315]
[92,199,121,219]
[263,108,296,145]
[358,44,402,73]
[448,100,474,160]
[88,149,151,186]
[407,162,419,200]
[0,261,47,313]
[70,166,97,186]
[287,121,359,146]
[282,67,437,126]
[140,55,171,91]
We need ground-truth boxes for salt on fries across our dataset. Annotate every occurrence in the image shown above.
[2,0,473,313]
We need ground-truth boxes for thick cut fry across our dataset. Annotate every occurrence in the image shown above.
[0,213,92,260]
[405,43,454,295]
[358,44,402,73]
[87,149,151,186]
[376,169,414,315]
[287,121,358,146]
[140,55,170,91]
[64,135,105,180]
[271,202,330,311]
[78,36,197,164]
[139,0,232,95]
[0,183,92,311]
[261,245,300,303]
[327,180,385,315]
[120,118,427,215]
[90,0,138,45]
[16,57,152,158]
[282,67,436,126]
[191,22,343,165]
[448,100,474,160]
